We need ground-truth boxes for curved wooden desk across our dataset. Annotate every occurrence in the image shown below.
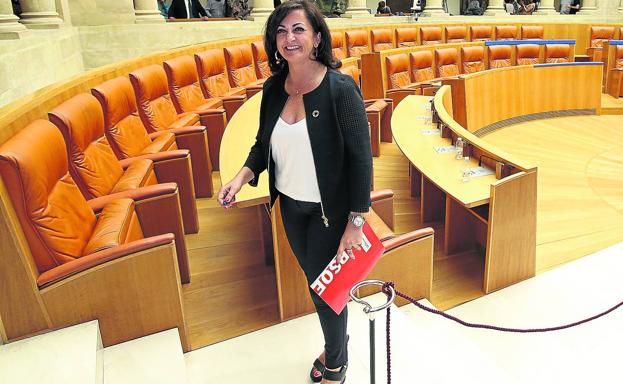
[446,62,603,134]
[393,89,537,293]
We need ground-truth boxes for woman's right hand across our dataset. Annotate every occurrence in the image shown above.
[218,179,242,208]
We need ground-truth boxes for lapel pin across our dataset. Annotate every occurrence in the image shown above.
[312,110,320,118]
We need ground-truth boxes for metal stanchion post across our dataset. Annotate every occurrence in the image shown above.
[350,280,396,384]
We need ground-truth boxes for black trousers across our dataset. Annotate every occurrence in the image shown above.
[279,193,349,369]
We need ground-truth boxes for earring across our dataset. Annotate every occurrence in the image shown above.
[275,51,282,64]
[314,45,319,59]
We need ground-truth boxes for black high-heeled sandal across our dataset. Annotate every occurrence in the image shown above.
[322,363,348,383]
[309,358,325,383]
[309,335,349,383]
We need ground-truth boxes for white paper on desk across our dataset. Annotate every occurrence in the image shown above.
[465,166,495,178]
[434,146,456,154]
[421,128,440,135]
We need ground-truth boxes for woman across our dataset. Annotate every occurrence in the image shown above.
[217,1,372,382]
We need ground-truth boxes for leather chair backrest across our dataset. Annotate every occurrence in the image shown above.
[129,64,180,132]
[331,31,347,60]
[410,51,435,82]
[345,30,370,57]
[371,29,393,52]
[470,25,493,42]
[163,55,205,114]
[544,44,570,63]
[223,44,258,87]
[395,28,417,47]
[488,45,512,68]
[49,93,125,200]
[495,25,518,41]
[251,41,271,79]
[616,45,623,69]
[385,53,411,89]
[516,44,540,65]
[435,48,459,77]
[195,49,234,98]
[521,25,544,40]
[420,27,443,45]
[338,62,361,86]
[590,26,615,48]
[0,120,97,274]
[461,46,485,73]
[92,77,152,159]
[445,26,466,43]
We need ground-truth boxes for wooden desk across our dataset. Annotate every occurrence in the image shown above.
[393,92,537,293]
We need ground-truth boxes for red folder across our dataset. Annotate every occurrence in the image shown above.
[310,222,385,314]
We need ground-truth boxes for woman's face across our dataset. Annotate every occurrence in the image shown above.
[276,9,321,67]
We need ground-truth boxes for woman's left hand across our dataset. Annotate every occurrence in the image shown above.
[336,223,364,259]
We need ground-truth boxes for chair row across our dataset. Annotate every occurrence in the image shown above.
[587,25,623,62]
[363,41,576,106]
[330,25,547,59]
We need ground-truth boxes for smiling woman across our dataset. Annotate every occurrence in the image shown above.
[217,1,372,383]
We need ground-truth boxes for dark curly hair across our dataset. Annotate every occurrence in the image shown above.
[263,0,340,75]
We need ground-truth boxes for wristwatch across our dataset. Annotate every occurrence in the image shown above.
[350,214,365,228]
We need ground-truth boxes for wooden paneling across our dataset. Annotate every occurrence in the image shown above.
[40,243,190,351]
[271,198,315,321]
[484,171,537,293]
[463,64,602,133]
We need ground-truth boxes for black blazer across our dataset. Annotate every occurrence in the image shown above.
[168,0,209,18]
[244,70,372,225]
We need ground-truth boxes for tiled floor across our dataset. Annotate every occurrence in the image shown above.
[185,241,623,383]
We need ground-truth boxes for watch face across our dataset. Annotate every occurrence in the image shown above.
[353,215,365,227]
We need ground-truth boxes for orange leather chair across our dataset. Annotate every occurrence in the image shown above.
[194,48,247,120]
[0,119,190,348]
[129,65,214,198]
[331,31,347,61]
[163,56,228,171]
[516,44,540,65]
[339,59,393,158]
[384,52,435,106]
[420,27,443,45]
[461,46,485,73]
[470,25,493,42]
[395,28,417,47]
[251,41,272,80]
[544,44,571,64]
[487,45,513,68]
[435,48,460,77]
[223,44,265,97]
[607,45,623,98]
[48,93,199,236]
[587,26,615,62]
[371,29,394,52]
[384,53,420,107]
[345,30,370,57]
[495,25,518,41]
[445,26,467,43]
[92,76,213,204]
[521,25,544,40]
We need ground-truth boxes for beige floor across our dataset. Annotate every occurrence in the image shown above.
[184,241,623,383]
[482,114,623,272]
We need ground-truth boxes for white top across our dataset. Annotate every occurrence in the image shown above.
[270,117,321,203]
[184,0,191,18]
